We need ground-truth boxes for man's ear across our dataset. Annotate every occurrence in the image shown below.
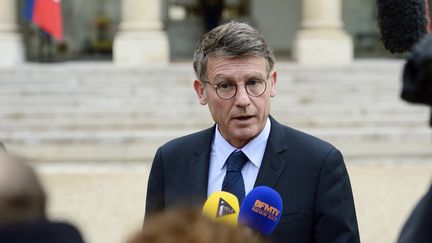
[194,79,207,105]
[270,70,277,97]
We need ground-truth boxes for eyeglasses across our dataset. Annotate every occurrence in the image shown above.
[203,78,268,100]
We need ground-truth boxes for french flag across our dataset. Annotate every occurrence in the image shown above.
[24,0,64,41]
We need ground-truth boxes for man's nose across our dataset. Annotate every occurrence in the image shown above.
[234,85,251,106]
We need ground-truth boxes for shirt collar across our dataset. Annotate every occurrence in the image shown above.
[213,117,271,170]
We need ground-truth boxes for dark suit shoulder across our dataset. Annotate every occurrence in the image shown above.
[285,125,335,151]
[146,126,214,215]
[271,117,337,155]
[268,118,360,243]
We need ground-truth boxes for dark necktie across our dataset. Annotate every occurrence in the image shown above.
[222,150,249,203]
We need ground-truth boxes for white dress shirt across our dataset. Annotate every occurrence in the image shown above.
[207,117,271,197]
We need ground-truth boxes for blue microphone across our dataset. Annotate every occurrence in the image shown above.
[238,186,283,235]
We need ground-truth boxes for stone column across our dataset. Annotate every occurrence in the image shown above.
[113,0,169,65]
[0,0,23,66]
[293,0,353,65]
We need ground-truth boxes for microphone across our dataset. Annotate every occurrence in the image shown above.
[202,191,240,226]
[401,33,432,126]
[238,186,283,236]
[376,0,429,53]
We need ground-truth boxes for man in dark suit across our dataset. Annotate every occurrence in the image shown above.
[145,21,360,243]
[397,34,432,243]
[397,184,432,243]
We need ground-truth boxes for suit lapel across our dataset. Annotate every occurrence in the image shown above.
[188,118,290,199]
[190,126,215,204]
[255,117,289,188]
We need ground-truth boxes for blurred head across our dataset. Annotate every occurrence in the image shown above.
[0,152,47,226]
[128,209,265,243]
[193,22,277,148]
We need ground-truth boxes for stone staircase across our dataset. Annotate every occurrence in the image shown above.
[0,60,430,163]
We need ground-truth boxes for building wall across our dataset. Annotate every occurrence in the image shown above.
[61,0,121,57]
[250,0,387,58]
[21,0,121,61]
[251,0,301,57]
[343,0,388,56]
[20,0,388,61]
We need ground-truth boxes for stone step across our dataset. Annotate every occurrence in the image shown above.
[0,69,400,84]
[0,60,428,163]
[0,74,400,85]
[6,139,431,163]
[1,126,430,144]
[1,98,412,111]
[0,63,400,76]
[0,113,427,129]
[0,109,427,126]
[0,88,400,100]
[0,79,400,94]
[0,116,427,131]
[0,64,403,87]
[0,86,401,96]
[0,106,427,125]
[3,102,380,110]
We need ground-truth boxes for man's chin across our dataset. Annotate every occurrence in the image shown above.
[231,129,259,143]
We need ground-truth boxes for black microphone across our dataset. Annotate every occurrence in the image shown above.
[401,33,432,126]
[376,0,429,53]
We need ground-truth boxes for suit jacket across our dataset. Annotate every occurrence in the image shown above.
[145,116,360,243]
[0,220,85,243]
[397,184,432,243]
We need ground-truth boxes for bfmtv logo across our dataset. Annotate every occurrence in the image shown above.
[251,199,280,222]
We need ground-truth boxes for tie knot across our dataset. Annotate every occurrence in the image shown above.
[226,150,248,172]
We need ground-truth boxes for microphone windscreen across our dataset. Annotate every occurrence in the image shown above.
[402,34,432,106]
[377,0,428,53]
[238,186,283,235]
[202,191,240,226]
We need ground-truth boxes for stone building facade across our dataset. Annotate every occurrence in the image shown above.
[1,0,384,66]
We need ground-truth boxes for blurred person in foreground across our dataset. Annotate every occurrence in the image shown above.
[145,21,360,243]
[129,209,264,243]
[0,149,85,243]
[396,33,432,243]
[397,184,432,243]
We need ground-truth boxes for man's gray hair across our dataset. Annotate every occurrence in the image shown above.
[0,152,47,226]
[193,21,275,82]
